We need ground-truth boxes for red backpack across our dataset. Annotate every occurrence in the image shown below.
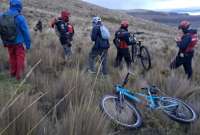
[185,30,198,52]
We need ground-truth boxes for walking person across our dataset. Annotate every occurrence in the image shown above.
[34,19,43,33]
[50,10,74,58]
[113,20,132,69]
[0,0,31,80]
[170,20,198,79]
[88,16,110,75]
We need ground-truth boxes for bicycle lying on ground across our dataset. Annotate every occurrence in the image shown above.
[100,72,198,128]
[129,32,151,71]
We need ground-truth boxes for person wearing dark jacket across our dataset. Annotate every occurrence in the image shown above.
[114,20,132,69]
[34,19,43,32]
[0,0,31,80]
[50,10,74,57]
[170,20,198,79]
[88,16,110,75]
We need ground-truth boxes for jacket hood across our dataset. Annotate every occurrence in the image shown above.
[9,0,22,13]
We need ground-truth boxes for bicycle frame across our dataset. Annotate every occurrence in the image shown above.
[130,40,142,61]
[115,85,178,110]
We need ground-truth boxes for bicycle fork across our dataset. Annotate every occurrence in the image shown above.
[116,92,125,113]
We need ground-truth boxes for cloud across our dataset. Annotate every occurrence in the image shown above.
[83,0,152,9]
[83,0,200,10]
[155,0,200,9]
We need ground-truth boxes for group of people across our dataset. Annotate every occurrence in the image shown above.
[0,0,198,80]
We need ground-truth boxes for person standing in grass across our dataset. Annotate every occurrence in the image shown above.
[87,16,110,75]
[50,10,74,58]
[113,20,132,69]
[170,20,198,79]
[34,19,43,33]
[0,0,31,80]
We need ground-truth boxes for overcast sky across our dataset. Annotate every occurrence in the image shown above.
[82,0,200,10]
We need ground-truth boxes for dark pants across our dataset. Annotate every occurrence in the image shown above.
[60,37,72,56]
[88,48,108,75]
[115,48,131,68]
[62,44,72,56]
[170,52,194,79]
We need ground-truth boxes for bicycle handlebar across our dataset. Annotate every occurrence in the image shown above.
[130,32,145,35]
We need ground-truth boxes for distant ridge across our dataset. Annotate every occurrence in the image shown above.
[127,9,200,28]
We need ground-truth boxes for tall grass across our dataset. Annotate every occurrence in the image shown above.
[0,0,200,134]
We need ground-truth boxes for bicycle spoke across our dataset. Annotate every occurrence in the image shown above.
[161,97,197,123]
[101,95,142,128]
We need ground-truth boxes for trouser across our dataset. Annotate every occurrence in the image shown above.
[7,45,25,80]
[62,44,72,56]
[88,48,108,75]
[170,52,193,79]
[115,48,131,68]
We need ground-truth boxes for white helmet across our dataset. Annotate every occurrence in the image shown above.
[92,16,101,25]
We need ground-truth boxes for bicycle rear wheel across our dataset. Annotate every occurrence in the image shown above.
[101,94,142,128]
[131,44,138,63]
[160,97,198,123]
[140,46,151,71]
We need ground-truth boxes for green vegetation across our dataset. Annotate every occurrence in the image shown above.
[0,0,200,135]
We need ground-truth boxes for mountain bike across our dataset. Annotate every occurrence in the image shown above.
[100,72,198,128]
[129,32,151,71]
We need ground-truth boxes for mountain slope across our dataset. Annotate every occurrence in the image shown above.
[127,9,200,28]
[0,1,200,135]
[23,0,178,51]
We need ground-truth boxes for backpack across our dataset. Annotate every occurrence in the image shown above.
[113,30,123,48]
[0,13,18,43]
[113,29,133,48]
[55,18,68,37]
[185,30,198,52]
[100,25,110,40]
[113,37,120,48]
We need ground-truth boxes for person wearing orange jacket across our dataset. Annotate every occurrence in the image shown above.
[113,20,132,69]
[50,10,74,57]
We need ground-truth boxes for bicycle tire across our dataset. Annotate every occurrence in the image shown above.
[140,46,151,71]
[160,97,198,123]
[131,44,138,63]
[101,94,142,128]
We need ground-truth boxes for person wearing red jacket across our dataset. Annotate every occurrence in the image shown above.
[50,10,74,57]
[114,20,132,69]
[170,20,198,79]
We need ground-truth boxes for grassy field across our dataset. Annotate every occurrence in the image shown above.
[0,0,200,135]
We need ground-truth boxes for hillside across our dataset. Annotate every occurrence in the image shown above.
[23,0,180,52]
[0,0,200,135]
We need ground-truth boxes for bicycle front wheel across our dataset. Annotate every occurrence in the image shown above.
[140,46,151,71]
[101,94,142,128]
[160,97,198,123]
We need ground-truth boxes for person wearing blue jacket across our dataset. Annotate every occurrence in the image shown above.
[0,0,31,80]
[87,16,110,75]
[170,20,198,79]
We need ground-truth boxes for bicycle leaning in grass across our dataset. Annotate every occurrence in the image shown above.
[129,32,151,71]
[100,72,198,128]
